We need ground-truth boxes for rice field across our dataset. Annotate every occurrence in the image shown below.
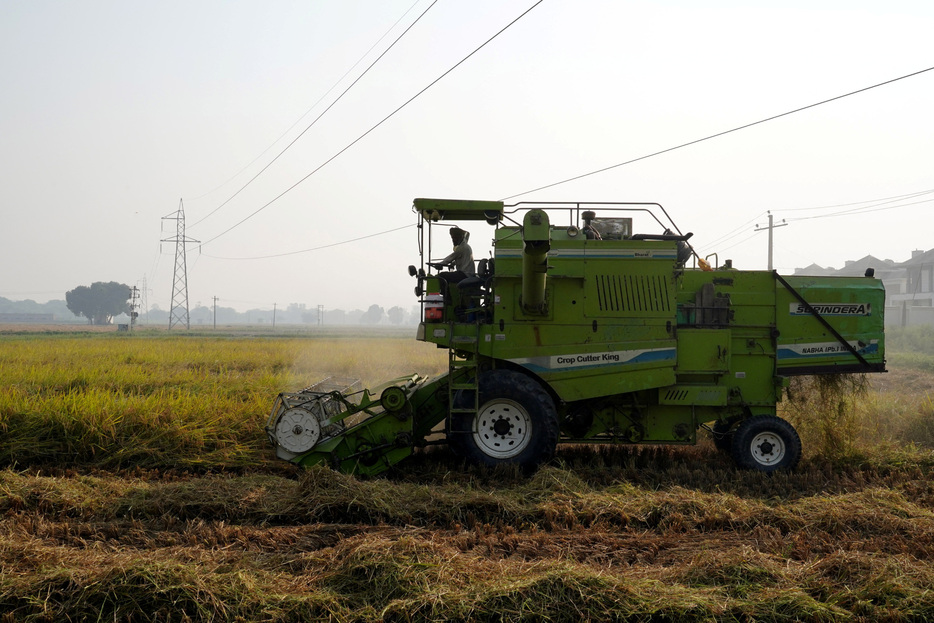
[0,325,933,621]
[0,328,447,470]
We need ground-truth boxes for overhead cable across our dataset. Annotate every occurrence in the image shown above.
[500,65,934,201]
[188,0,425,206]
[200,0,545,248]
[717,229,763,254]
[201,224,414,260]
[703,187,934,250]
[701,211,768,248]
[785,196,934,222]
[777,187,934,212]
[190,0,438,230]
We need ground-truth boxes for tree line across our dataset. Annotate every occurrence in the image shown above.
[1,283,419,326]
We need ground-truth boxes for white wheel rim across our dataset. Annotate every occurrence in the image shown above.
[472,399,532,459]
[749,431,786,466]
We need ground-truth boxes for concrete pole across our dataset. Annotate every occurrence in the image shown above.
[754,211,788,271]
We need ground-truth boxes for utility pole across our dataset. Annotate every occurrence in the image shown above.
[317,304,324,326]
[754,211,788,271]
[161,199,200,330]
[273,303,277,328]
[213,296,218,330]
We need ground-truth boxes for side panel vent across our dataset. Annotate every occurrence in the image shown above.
[595,274,672,313]
[658,385,728,406]
[662,389,690,402]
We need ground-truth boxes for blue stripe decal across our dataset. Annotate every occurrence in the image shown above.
[509,348,676,373]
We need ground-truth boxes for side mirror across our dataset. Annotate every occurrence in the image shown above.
[408,265,417,277]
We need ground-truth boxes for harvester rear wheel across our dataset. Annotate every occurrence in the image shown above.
[731,415,801,472]
[450,370,558,471]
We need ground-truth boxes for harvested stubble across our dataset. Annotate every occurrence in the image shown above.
[3,457,934,621]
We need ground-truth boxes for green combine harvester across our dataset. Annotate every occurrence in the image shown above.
[267,199,886,476]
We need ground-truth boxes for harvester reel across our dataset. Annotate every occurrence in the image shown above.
[274,407,322,454]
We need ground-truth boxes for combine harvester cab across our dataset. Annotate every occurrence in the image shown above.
[267,198,886,476]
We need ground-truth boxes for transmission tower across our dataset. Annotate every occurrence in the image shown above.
[139,274,149,325]
[129,286,140,331]
[162,199,200,330]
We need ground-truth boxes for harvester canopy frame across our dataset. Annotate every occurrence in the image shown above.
[413,197,695,286]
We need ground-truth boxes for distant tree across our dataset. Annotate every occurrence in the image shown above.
[65,281,131,325]
[387,306,405,325]
[359,304,385,324]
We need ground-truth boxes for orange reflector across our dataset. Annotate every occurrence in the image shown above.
[424,293,443,322]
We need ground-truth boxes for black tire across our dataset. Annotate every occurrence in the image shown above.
[711,421,734,453]
[730,415,801,472]
[449,370,559,471]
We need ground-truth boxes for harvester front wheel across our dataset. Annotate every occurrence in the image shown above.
[450,370,558,471]
[731,415,801,472]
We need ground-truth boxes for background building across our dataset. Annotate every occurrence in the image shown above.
[795,249,934,327]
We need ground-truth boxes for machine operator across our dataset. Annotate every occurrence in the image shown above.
[430,226,475,281]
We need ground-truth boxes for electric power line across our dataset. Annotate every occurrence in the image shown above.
[500,65,934,201]
[777,187,934,212]
[201,224,414,260]
[700,187,933,252]
[717,229,764,254]
[190,0,439,230]
[701,211,768,248]
[200,0,545,248]
[188,0,426,205]
[785,196,934,222]
[197,15,929,262]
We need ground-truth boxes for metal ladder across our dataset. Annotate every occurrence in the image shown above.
[447,347,478,420]
[447,321,482,428]
[446,278,490,431]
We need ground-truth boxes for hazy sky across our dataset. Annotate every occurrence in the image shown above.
[2,1,932,314]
